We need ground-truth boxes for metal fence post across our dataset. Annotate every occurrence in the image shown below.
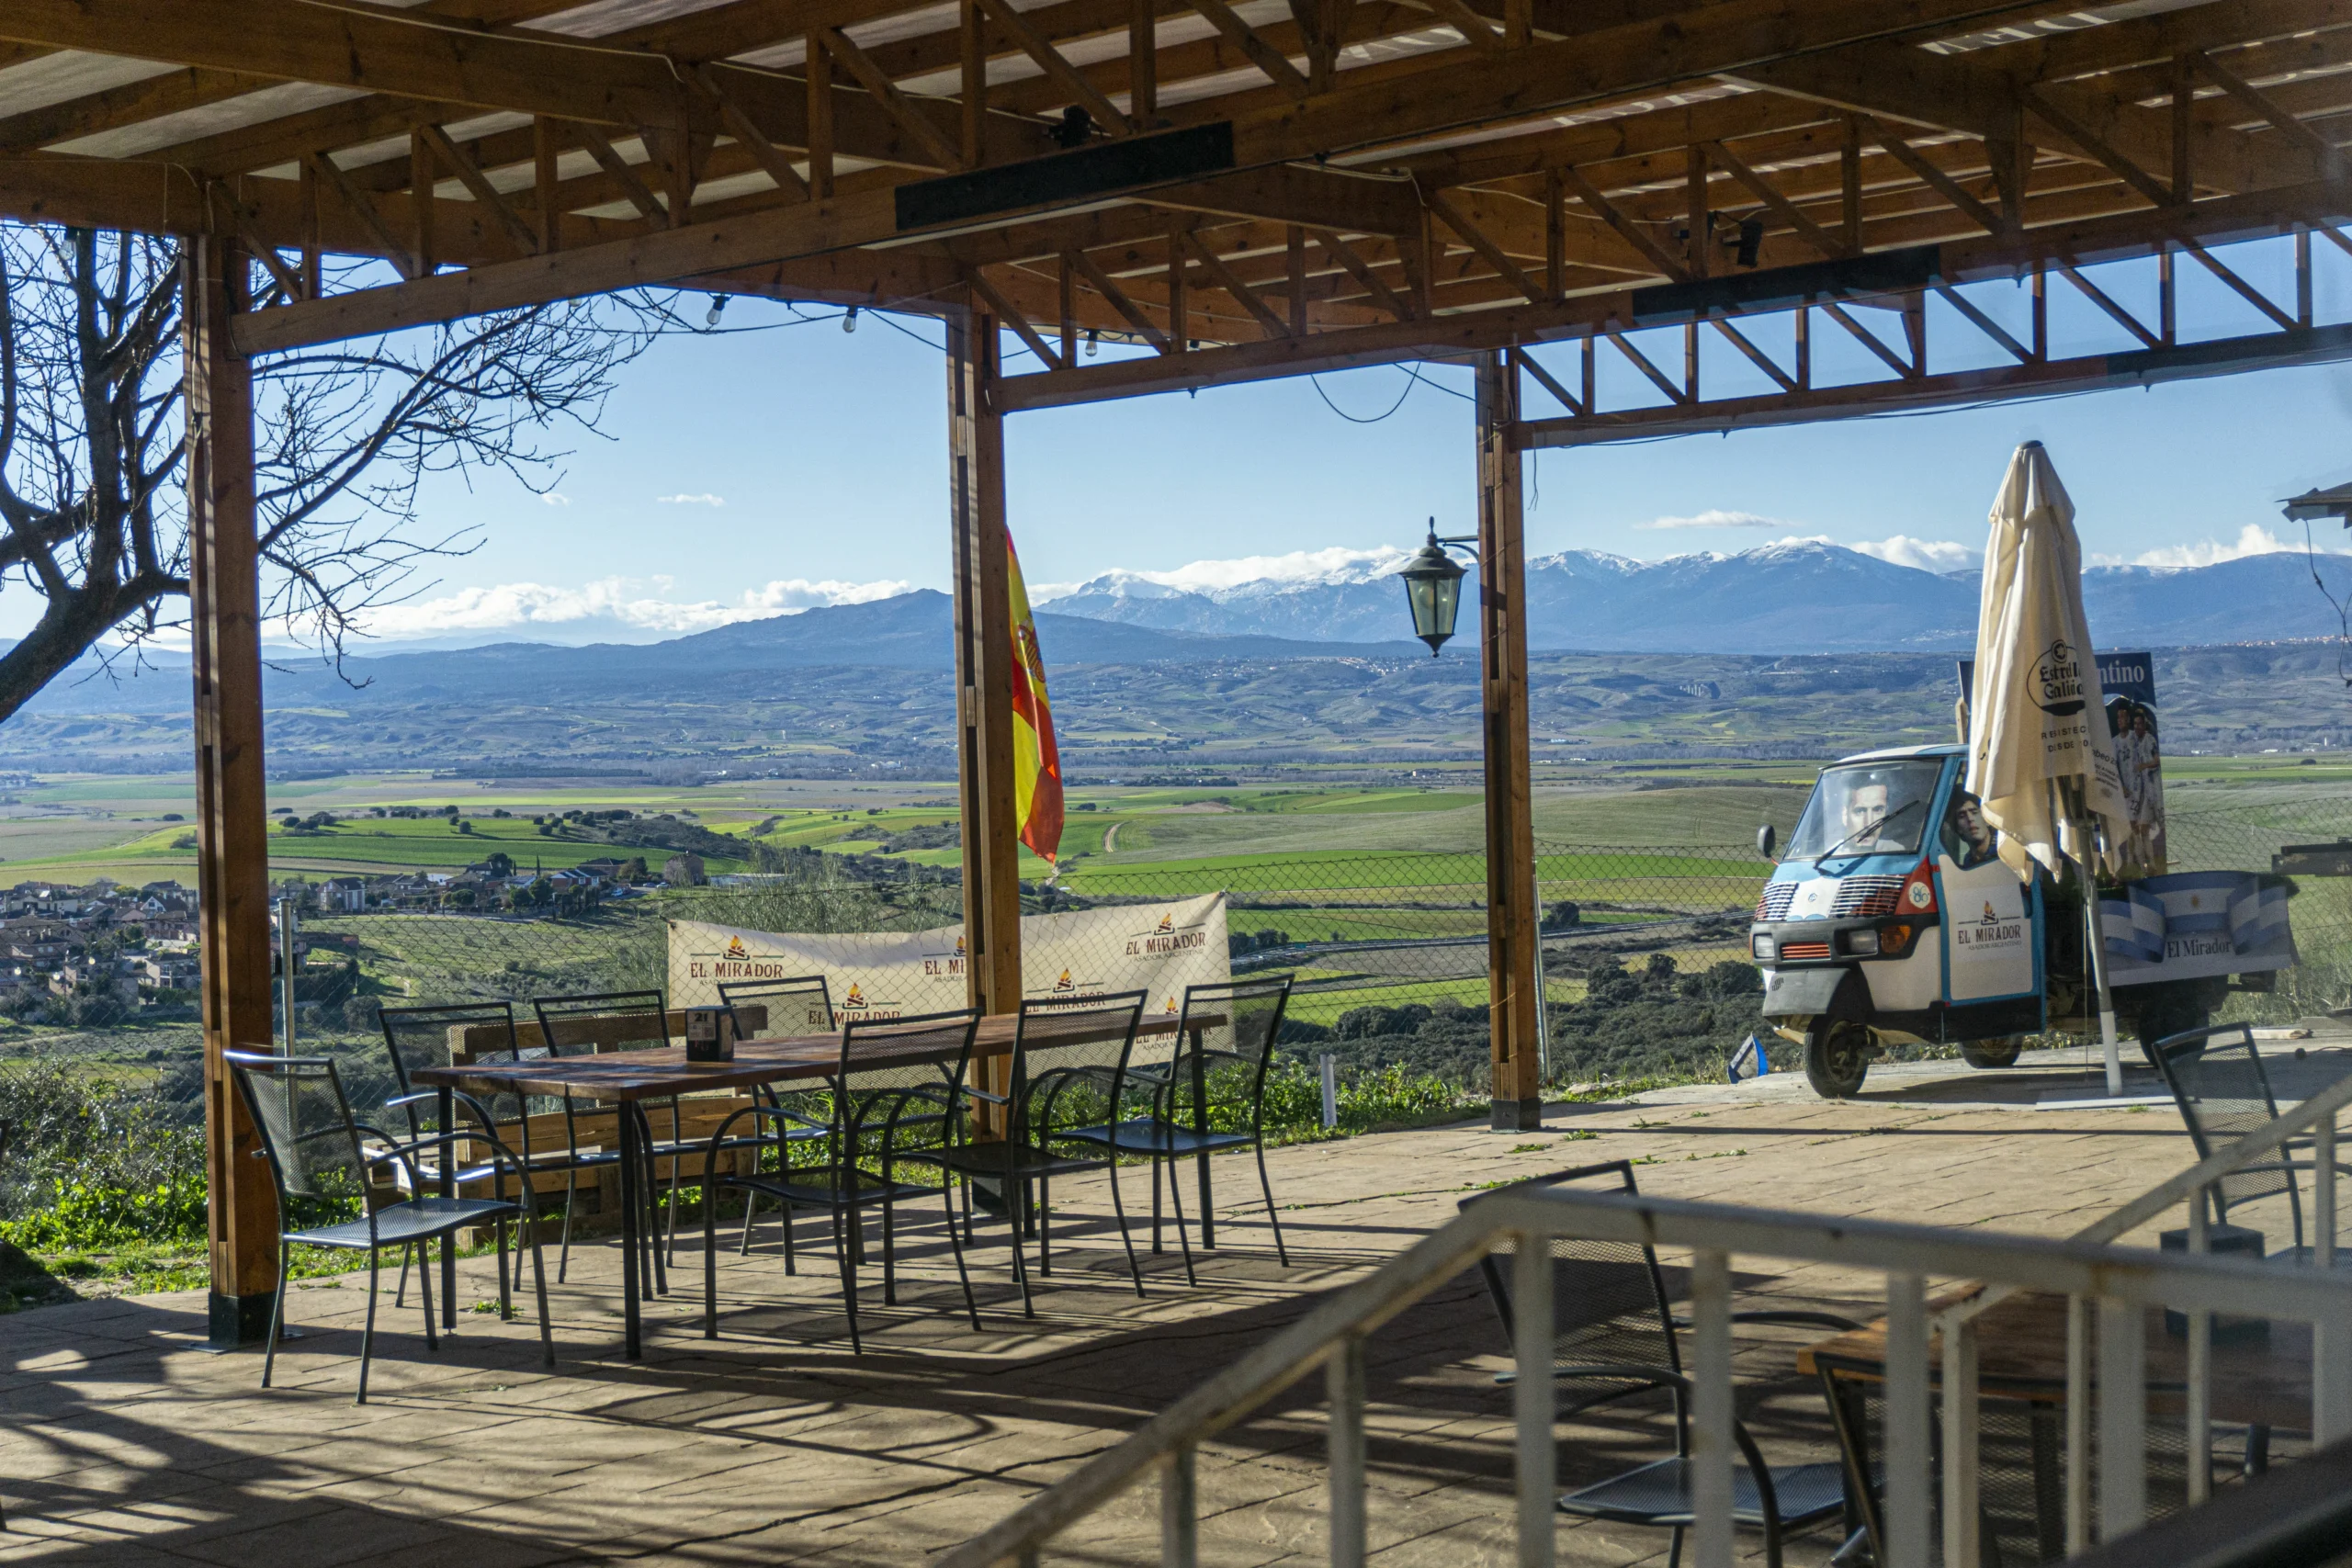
[1884,1272,1930,1568]
[2098,1295,2148,1539]
[1514,1233,1556,1568]
[1690,1249,1734,1568]
[2186,1193,2211,1506]
[1161,1442,1197,1568]
[2065,1294,2090,1556]
[1941,1311,1980,1568]
[1320,1052,1338,1130]
[1329,1334,1367,1568]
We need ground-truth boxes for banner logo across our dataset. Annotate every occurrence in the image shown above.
[2032,638,2086,716]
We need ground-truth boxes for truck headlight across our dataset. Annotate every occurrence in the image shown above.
[1751,933,1775,961]
[1846,929,1880,956]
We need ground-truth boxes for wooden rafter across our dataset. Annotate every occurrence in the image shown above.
[571,125,667,222]
[1311,231,1413,321]
[1181,228,1292,337]
[1067,249,1172,349]
[973,0,1136,136]
[1555,165,1688,282]
[302,152,419,279]
[1699,139,1845,257]
[818,26,967,171]
[967,267,1068,366]
[1184,0,1310,96]
[694,65,812,200]
[418,123,544,254]
[1426,189,1540,302]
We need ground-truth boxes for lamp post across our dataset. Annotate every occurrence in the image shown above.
[1396,519,1475,655]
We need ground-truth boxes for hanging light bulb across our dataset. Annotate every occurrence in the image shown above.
[842,306,859,333]
[1084,328,1099,358]
[704,293,728,327]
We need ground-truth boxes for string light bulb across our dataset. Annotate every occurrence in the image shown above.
[1085,329,1099,358]
[842,306,859,333]
[704,293,727,327]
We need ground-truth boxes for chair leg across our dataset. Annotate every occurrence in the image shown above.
[261,1240,290,1390]
[1151,1156,1163,1255]
[839,1206,864,1355]
[782,1199,797,1277]
[883,1198,899,1307]
[1165,1156,1197,1287]
[944,1182,980,1332]
[417,1231,440,1352]
[704,1179,722,1340]
[558,1174,578,1285]
[497,1213,513,1321]
[1104,1158,1144,1299]
[524,1207,554,1371]
[740,1190,760,1257]
[394,1240,411,1307]
[1668,1524,1684,1568]
[1254,1139,1289,1266]
[356,1247,382,1406]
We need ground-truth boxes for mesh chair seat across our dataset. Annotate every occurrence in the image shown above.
[731,1168,937,1210]
[288,1195,524,1251]
[1561,1457,1847,1529]
[1056,1117,1238,1156]
[937,1140,1106,1180]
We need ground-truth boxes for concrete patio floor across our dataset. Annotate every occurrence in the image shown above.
[6,1031,2345,1567]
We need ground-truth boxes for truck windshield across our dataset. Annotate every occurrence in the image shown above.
[1786,761,1944,860]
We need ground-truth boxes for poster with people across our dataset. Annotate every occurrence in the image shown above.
[2098,651,2165,878]
[1957,649,2163,879]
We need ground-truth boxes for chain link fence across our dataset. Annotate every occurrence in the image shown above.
[10,789,2352,1133]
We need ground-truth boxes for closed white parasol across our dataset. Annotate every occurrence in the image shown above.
[1964,440,2131,1090]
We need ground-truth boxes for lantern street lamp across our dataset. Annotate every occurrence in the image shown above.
[1396,519,1476,656]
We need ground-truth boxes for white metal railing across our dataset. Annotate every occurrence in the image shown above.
[943,1084,2352,1568]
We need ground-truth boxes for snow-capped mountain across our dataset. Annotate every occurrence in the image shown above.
[1035,540,2352,654]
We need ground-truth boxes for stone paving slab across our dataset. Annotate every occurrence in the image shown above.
[6,1033,2346,1567]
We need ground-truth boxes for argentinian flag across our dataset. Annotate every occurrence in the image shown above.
[2100,886,2166,966]
[2229,880,2294,959]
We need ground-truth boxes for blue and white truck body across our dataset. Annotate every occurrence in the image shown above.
[1752,743,2295,1097]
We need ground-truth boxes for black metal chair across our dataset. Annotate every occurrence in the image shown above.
[2152,1022,2352,1264]
[1054,976,1296,1280]
[532,990,686,1279]
[226,1051,553,1404]
[938,991,1150,1315]
[379,1000,620,1301]
[700,1008,980,1352]
[1460,1161,1857,1568]
[718,976,842,1264]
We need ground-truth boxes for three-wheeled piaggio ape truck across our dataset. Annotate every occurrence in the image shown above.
[1751,743,2299,1098]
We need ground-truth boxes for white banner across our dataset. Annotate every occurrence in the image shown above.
[668,893,1230,1031]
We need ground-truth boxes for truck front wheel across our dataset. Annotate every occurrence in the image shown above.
[1805,1016,1872,1098]
[2131,988,2211,1070]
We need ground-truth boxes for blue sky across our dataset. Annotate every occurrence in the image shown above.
[20,235,2348,651]
[339,238,2352,646]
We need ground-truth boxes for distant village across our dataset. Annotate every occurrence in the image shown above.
[0,844,712,1020]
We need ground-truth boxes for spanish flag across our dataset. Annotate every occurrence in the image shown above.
[1007,535,1063,863]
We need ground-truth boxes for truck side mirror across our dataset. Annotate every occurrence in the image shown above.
[1756,824,1777,861]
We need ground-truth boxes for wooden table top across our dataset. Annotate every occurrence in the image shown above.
[1800,1286,2313,1431]
[410,1010,1198,1101]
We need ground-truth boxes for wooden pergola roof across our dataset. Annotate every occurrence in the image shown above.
[1,0,2346,432]
[14,0,2347,1336]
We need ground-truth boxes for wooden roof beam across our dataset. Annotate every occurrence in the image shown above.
[0,0,691,128]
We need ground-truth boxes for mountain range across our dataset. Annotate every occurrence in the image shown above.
[1035,540,2352,653]
[7,541,2352,775]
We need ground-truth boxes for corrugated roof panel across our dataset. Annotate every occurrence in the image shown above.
[51,82,366,159]
[0,51,176,120]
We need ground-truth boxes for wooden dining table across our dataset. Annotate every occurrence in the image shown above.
[411,1010,1208,1358]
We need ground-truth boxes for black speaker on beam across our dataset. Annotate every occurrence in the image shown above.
[895,122,1237,232]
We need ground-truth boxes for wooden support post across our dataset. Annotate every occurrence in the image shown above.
[1544,168,1565,300]
[410,130,436,276]
[1840,116,1862,254]
[533,117,562,253]
[186,235,278,1347]
[949,300,1022,1019]
[1168,226,1188,348]
[1287,224,1307,336]
[1475,350,1542,1131]
[808,39,836,201]
[298,159,321,299]
[1129,0,1158,124]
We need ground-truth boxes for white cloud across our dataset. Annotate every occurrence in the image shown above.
[1851,535,1980,572]
[2098,524,2319,570]
[1637,509,1789,531]
[539,492,571,507]
[654,493,726,506]
[356,575,910,640]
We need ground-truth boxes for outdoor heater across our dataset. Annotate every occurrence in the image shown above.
[1396,520,1474,655]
